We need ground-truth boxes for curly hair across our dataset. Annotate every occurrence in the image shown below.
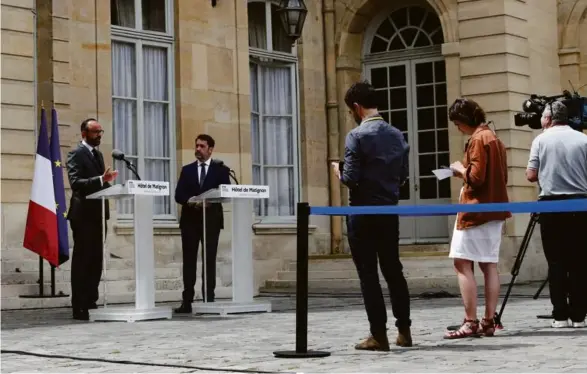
[448,98,486,127]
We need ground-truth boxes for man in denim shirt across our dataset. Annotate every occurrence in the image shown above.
[332,81,412,351]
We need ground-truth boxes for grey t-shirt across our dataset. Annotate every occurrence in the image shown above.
[527,125,587,197]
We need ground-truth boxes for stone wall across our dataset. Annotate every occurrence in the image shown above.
[1,0,330,309]
[2,0,586,309]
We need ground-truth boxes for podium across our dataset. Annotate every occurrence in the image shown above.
[86,180,173,322]
[189,184,272,315]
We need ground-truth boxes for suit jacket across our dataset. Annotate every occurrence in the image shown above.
[175,158,231,230]
[66,143,111,223]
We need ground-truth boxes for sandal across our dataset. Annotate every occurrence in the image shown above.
[443,319,479,339]
[480,317,495,337]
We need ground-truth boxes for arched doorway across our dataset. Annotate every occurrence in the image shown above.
[363,5,450,244]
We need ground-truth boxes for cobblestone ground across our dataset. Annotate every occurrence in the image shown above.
[1,286,586,373]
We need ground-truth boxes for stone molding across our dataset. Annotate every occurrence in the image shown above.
[253,223,317,235]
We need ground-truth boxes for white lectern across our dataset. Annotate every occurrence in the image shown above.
[189,184,272,316]
[86,180,173,322]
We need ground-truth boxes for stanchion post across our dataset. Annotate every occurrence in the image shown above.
[273,202,330,359]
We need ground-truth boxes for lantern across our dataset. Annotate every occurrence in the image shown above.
[277,0,308,42]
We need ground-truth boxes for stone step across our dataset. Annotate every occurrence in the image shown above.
[276,265,456,281]
[263,274,512,295]
[0,286,234,310]
[2,258,183,274]
[1,275,213,298]
[287,253,451,272]
[1,267,182,285]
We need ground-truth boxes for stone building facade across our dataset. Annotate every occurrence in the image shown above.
[2,0,587,309]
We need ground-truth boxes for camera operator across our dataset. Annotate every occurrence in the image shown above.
[526,100,587,329]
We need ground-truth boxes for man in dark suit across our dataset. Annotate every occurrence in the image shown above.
[66,118,118,320]
[174,134,230,313]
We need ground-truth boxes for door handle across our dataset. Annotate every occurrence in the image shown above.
[414,184,419,191]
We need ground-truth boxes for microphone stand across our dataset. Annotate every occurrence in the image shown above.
[229,170,240,184]
[122,158,142,180]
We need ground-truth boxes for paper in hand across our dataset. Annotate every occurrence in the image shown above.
[432,168,454,180]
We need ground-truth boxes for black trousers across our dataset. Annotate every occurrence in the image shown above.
[347,214,411,334]
[181,220,221,303]
[70,219,105,310]
[540,207,587,323]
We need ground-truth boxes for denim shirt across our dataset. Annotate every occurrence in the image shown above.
[341,115,409,206]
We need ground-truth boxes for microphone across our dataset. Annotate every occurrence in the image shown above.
[112,149,125,161]
[111,149,142,180]
[216,159,240,184]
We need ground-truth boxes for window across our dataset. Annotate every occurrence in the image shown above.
[110,0,175,219]
[248,0,300,218]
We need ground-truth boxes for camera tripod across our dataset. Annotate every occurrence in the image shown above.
[447,213,549,330]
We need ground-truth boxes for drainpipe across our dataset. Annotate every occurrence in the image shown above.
[32,4,38,144]
[323,0,342,254]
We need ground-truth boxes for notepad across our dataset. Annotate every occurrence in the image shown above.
[432,168,454,180]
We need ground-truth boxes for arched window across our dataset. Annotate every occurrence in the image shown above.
[369,6,443,54]
[248,1,299,219]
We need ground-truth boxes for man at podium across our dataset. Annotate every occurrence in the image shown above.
[174,134,230,313]
[66,119,118,320]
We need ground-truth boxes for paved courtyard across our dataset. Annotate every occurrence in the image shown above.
[1,286,586,373]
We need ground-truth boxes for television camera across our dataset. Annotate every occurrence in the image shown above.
[514,84,587,131]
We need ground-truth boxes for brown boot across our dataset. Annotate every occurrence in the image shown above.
[396,326,413,347]
[354,333,391,351]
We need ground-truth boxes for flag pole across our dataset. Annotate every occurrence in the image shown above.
[51,265,56,296]
[38,256,44,296]
[20,104,69,300]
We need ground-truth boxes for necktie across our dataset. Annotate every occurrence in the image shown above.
[199,163,206,188]
[91,148,103,172]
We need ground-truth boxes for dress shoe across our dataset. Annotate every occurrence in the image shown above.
[89,302,98,309]
[354,333,390,351]
[396,326,413,347]
[174,303,192,313]
[72,309,89,321]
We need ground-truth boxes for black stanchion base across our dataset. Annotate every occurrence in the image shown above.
[273,350,331,359]
[536,314,553,319]
[19,294,69,299]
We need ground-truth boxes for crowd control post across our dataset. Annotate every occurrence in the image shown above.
[274,202,330,359]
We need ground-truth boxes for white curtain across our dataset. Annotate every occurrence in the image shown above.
[112,41,137,215]
[250,62,295,217]
[112,42,171,216]
[248,2,267,49]
[111,0,135,28]
[142,46,170,216]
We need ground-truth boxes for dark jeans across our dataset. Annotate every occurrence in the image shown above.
[70,219,106,310]
[180,220,221,303]
[539,203,587,322]
[347,214,411,335]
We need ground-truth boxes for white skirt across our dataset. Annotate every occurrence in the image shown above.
[449,189,505,263]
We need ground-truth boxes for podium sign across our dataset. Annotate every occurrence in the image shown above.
[190,184,272,316]
[126,180,170,195]
[86,179,172,322]
[218,184,269,199]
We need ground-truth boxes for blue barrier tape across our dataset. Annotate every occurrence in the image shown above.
[309,199,587,216]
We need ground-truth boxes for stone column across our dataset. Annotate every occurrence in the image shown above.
[457,0,560,280]
[559,48,582,92]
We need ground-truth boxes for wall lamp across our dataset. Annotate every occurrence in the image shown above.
[277,0,308,42]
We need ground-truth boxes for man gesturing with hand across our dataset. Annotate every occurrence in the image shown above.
[66,118,118,320]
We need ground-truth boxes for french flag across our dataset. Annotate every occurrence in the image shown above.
[23,108,59,266]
